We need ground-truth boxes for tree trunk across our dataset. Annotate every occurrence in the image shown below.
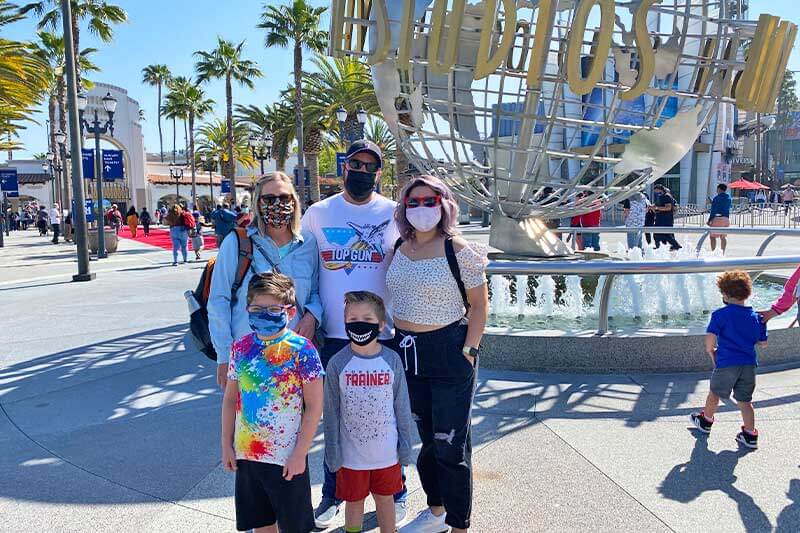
[306,152,320,202]
[395,149,411,195]
[225,75,236,206]
[48,93,60,206]
[183,119,188,163]
[71,12,80,82]
[294,43,306,209]
[172,117,176,163]
[157,82,164,162]
[189,113,196,207]
[57,75,70,210]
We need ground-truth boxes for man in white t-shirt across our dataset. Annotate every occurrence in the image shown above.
[49,203,62,244]
[301,139,406,527]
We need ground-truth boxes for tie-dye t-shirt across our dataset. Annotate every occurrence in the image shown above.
[227,330,324,465]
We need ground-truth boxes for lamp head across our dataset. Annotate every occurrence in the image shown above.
[248,133,259,148]
[102,92,118,114]
[77,92,88,112]
[46,151,55,161]
[336,106,347,123]
[54,129,67,145]
[356,107,367,125]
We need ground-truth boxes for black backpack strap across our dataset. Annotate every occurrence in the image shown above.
[393,237,403,254]
[444,237,470,314]
[230,227,253,305]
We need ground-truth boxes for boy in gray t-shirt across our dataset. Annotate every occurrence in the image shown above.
[323,291,415,533]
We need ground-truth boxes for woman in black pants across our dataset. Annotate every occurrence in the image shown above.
[386,175,489,533]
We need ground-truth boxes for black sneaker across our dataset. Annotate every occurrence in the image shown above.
[736,427,759,449]
[690,411,714,433]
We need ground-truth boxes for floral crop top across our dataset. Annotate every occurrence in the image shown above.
[386,243,488,325]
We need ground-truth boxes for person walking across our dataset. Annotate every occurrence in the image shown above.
[139,207,152,236]
[191,225,204,261]
[159,205,168,226]
[164,204,194,265]
[209,170,322,387]
[652,184,682,251]
[36,206,49,236]
[386,175,489,533]
[126,206,139,238]
[579,199,602,252]
[210,203,237,248]
[708,183,732,253]
[622,192,649,249]
[49,203,61,244]
[107,204,123,235]
[301,140,408,527]
[783,186,794,215]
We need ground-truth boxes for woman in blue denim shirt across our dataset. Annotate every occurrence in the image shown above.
[208,172,323,389]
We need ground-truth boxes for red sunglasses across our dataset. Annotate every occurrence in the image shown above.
[404,195,442,208]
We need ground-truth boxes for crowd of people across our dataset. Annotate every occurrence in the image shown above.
[207,141,488,533]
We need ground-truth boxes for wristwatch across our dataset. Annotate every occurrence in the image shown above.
[462,346,479,358]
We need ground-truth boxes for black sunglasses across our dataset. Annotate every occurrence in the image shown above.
[260,194,293,203]
[347,159,380,173]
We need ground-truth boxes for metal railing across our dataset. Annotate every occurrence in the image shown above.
[601,201,800,228]
[486,227,800,335]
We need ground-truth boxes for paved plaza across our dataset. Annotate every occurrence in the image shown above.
[2,229,800,532]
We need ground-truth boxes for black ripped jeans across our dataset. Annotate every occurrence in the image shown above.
[393,321,476,530]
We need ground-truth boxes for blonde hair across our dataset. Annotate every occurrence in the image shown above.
[250,171,302,236]
[344,291,387,321]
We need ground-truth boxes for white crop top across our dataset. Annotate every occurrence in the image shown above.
[386,244,488,325]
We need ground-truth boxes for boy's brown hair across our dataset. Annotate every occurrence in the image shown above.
[344,291,386,321]
[247,272,296,305]
[716,270,752,302]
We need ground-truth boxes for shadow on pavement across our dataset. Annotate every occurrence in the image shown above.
[0,280,74,292]
[776,478,800,532]
[658,431,769,532]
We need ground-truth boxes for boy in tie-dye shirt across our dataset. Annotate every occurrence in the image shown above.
[221,273,324,533]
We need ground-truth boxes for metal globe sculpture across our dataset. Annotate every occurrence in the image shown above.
[328,0,796,255]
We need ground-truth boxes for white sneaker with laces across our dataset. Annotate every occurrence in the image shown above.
[399,508,448,533]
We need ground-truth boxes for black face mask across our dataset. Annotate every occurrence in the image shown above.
[345,170,377,201]
[345,321,381,346]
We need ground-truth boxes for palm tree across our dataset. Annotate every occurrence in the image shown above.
[258,0,328,208]
[196,118,256,172]
[164,75,192,163]
[235,101,296,172]
[33,30,97,207]
[167,81,214,207]
[21,0,126,79]
[142,64,171,162]
[194,38,261,207]
[1,1,49,155]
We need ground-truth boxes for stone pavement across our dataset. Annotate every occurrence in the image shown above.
[2,229,800,532]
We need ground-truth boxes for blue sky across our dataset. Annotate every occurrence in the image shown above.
[4,0,800,159]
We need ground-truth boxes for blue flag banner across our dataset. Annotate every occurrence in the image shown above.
[82,149,94,179]
[0,168,19,198]
[336,152,347,177]
[221,179,231,193]
[102,150,124,180]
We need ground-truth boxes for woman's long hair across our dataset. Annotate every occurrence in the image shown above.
[249,172,302,236]
[395,175,460,241]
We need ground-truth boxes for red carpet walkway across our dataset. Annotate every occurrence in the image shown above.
[117,226,218,251]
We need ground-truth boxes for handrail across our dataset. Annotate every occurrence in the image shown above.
[486,254,800,335]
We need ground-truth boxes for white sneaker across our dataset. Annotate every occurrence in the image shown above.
[399,508,448,533]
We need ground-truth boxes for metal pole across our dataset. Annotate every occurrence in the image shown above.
[61,0,93,281]
[260,157,265,175]
[93,110,106,258]
[209,169,213,207]
[0,193,5,247]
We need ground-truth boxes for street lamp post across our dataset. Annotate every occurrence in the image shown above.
[336,106,348,148]
[249,132,273,175]
[46,150,56,205]
[169,163,184,204]
[78,90,117,259]
[200,154,220,210]
[356,107,367,140]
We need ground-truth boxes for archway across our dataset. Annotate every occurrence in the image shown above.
[157,194,189,209]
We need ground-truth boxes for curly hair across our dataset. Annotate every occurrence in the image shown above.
[716,270,752,302]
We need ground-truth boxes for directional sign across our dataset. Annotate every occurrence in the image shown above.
[102,150,124,180]
[293,167,310,186]
[0,168,19,198]
[220,179,231,193]
[336,152,347,177]
[82,149,94,179]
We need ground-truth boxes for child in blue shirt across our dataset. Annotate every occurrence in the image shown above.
[691,270,767,448]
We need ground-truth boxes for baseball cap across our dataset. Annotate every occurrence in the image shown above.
[345,140,383,169]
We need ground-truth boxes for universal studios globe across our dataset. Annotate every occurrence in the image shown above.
[328,0,796,256]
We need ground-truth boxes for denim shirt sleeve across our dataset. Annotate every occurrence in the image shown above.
[208,232,240,365]
[300,230,323,325]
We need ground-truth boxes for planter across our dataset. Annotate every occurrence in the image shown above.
[88,228,119,254]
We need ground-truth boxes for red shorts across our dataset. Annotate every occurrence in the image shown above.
[335,463,403,502]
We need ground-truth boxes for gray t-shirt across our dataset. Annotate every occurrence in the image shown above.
[323,344,416,471]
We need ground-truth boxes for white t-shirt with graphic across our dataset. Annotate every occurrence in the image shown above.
[301,193,399,339]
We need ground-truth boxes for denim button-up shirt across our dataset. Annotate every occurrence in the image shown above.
[208,227,322,365]
[709,192,732,219]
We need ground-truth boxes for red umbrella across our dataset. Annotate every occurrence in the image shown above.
[728,179,763,190]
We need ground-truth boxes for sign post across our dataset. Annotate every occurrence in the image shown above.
[0,169,18,243]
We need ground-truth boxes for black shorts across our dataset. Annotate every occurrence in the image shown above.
[235,459,314,532]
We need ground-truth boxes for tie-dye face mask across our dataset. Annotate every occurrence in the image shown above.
[260,195,295,228]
